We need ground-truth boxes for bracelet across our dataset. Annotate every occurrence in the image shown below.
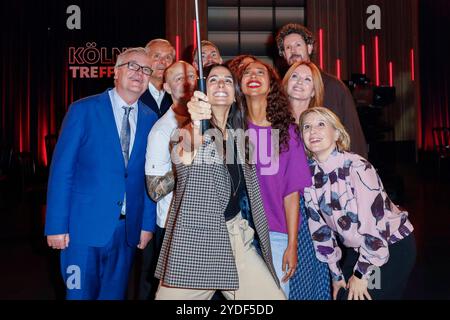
[190,121,200,129]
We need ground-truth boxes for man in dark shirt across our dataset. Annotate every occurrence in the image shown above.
[140,39,175,118]
[276,23,367,158]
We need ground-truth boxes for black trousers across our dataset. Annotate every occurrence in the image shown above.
[138,225,165,300]
[340,233,416,300]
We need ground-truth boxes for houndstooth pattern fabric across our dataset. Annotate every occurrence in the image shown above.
[289,196,331,300]
[155,131,279,290]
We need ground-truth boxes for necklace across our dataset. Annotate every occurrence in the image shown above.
[229,162,242,197]
[224,138,242,197]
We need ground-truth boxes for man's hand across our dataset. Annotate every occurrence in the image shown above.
[137,230,153,250]
[47,234,70,250]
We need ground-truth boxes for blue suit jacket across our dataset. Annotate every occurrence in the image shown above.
[45,89,158,247]
[139,89,172,119]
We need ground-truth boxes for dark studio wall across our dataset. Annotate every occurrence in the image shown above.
[0,0,166,166]
[167,0,423,149]
[419,0,450,151]
[306,0,420,146]
[1,0,449,169]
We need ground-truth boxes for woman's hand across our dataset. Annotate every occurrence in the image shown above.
[282,192,299,283]
[281,244,298,283]
[347,275,372,300]
[332,279,347,300]
[187,91,212,125]
[177,91,213,160]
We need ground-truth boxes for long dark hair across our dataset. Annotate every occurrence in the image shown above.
[203,64,252,162]
[203,63,245,132]
[236,59,297,153]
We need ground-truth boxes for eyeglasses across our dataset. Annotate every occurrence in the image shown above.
[117,61,152,76]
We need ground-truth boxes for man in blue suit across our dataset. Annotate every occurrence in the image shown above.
[45,47,158,300]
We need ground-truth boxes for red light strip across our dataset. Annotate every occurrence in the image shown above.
[336,59,341,80]
[193,20,197,55]
[375,36,380,86]
[19,107,23,152]
[319,29,324,69]
[410,49,415,81]
[175,35,180,61]
[26,52,31,153]
[389,61,394,87]
[361,45,366,74]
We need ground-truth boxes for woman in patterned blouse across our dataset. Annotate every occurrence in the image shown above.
[299,107,416,300]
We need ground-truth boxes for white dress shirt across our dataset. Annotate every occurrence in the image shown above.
[148,81,166,109]
[109,88,139,216]
[109,88,138,155]
[145,106,189,228]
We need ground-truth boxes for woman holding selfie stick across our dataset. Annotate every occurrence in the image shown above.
[155,64,285,300]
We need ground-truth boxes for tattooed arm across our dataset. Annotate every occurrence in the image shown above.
[146,171,175,202]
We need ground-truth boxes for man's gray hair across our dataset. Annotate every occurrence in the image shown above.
[115,47,148,68]
[145,38,176,57]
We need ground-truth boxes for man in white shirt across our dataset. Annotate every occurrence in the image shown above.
[138,39,176,299]
[275,23,367,158]
[142,61,197,299]
[140,39,175,118]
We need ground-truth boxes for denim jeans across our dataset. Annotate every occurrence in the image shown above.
[269,231,290,298]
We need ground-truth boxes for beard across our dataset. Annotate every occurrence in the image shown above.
[288,54,304,65]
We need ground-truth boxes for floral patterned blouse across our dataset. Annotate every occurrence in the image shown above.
[304,150,414,281]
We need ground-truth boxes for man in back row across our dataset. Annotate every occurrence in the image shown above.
[140,39,175,118]
[192,40,223,70]
[144,60,197,299]
[138,38,176,300]
[276,23,368,158]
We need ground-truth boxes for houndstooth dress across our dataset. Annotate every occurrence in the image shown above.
[155,132,279,290]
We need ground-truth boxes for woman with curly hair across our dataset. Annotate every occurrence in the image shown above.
[226,54,256,76]
[236,59,311,297]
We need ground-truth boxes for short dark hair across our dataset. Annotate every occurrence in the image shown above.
[192,40,221,63]
[276,23,315,57]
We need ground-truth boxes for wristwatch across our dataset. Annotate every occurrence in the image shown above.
[354,270,364,279]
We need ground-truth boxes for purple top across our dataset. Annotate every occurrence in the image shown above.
[247,122,311,234]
